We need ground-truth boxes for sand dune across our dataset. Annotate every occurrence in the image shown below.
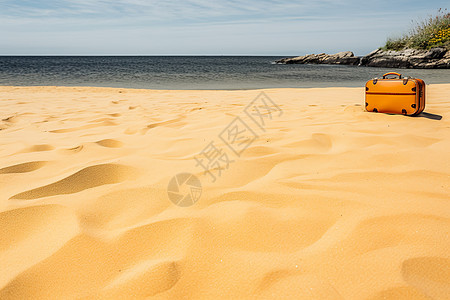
[0,85,449,299]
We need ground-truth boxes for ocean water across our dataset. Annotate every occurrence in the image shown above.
[0,56,449,90]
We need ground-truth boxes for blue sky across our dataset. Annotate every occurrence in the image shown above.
[1,0,448,55]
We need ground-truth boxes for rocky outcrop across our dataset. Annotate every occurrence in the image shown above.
[360,48,449,68]
[276,51,360,65]
[276,48,450,68]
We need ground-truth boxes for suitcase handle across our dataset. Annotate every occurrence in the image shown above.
[382,72,402,79]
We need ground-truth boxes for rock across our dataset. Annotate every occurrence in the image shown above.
[423,48,447,59]
[275,48,449,68]
[276,51,360,65]
[323,51,360,65]
[362,47,449,68]
[364,56,411,68]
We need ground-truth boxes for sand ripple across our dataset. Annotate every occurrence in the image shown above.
[0,85,449,299]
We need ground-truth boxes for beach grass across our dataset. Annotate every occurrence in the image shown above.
[383,8,450,50]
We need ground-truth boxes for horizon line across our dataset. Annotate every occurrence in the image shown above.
[0,54,298,56]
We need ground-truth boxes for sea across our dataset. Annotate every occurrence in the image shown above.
[0,56,449,90]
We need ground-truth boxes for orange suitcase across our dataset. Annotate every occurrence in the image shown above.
[365,72,425,116]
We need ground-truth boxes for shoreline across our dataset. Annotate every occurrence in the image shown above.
[1,82,450,91]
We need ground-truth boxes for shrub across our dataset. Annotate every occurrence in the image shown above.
[384,8,450,50]
[383,38,407,51]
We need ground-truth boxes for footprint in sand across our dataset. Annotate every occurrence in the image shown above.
[2,115,19,123]
[140,116,186,134]
[0,161,47,174]
[59,145,84,154]
[10,163,138,200]
[19,144,55,153]
[95,139,124,148]
[124,126,140,135]
[111,100,127,104]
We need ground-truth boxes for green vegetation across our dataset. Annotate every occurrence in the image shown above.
[382,8,450,51]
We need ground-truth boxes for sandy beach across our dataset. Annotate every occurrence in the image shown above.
[0,85,449,299]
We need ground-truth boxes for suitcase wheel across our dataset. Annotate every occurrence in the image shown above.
[411,104,416,108]
[373,108,378,112]
[365,102,368,107]
[402,109,407,115]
